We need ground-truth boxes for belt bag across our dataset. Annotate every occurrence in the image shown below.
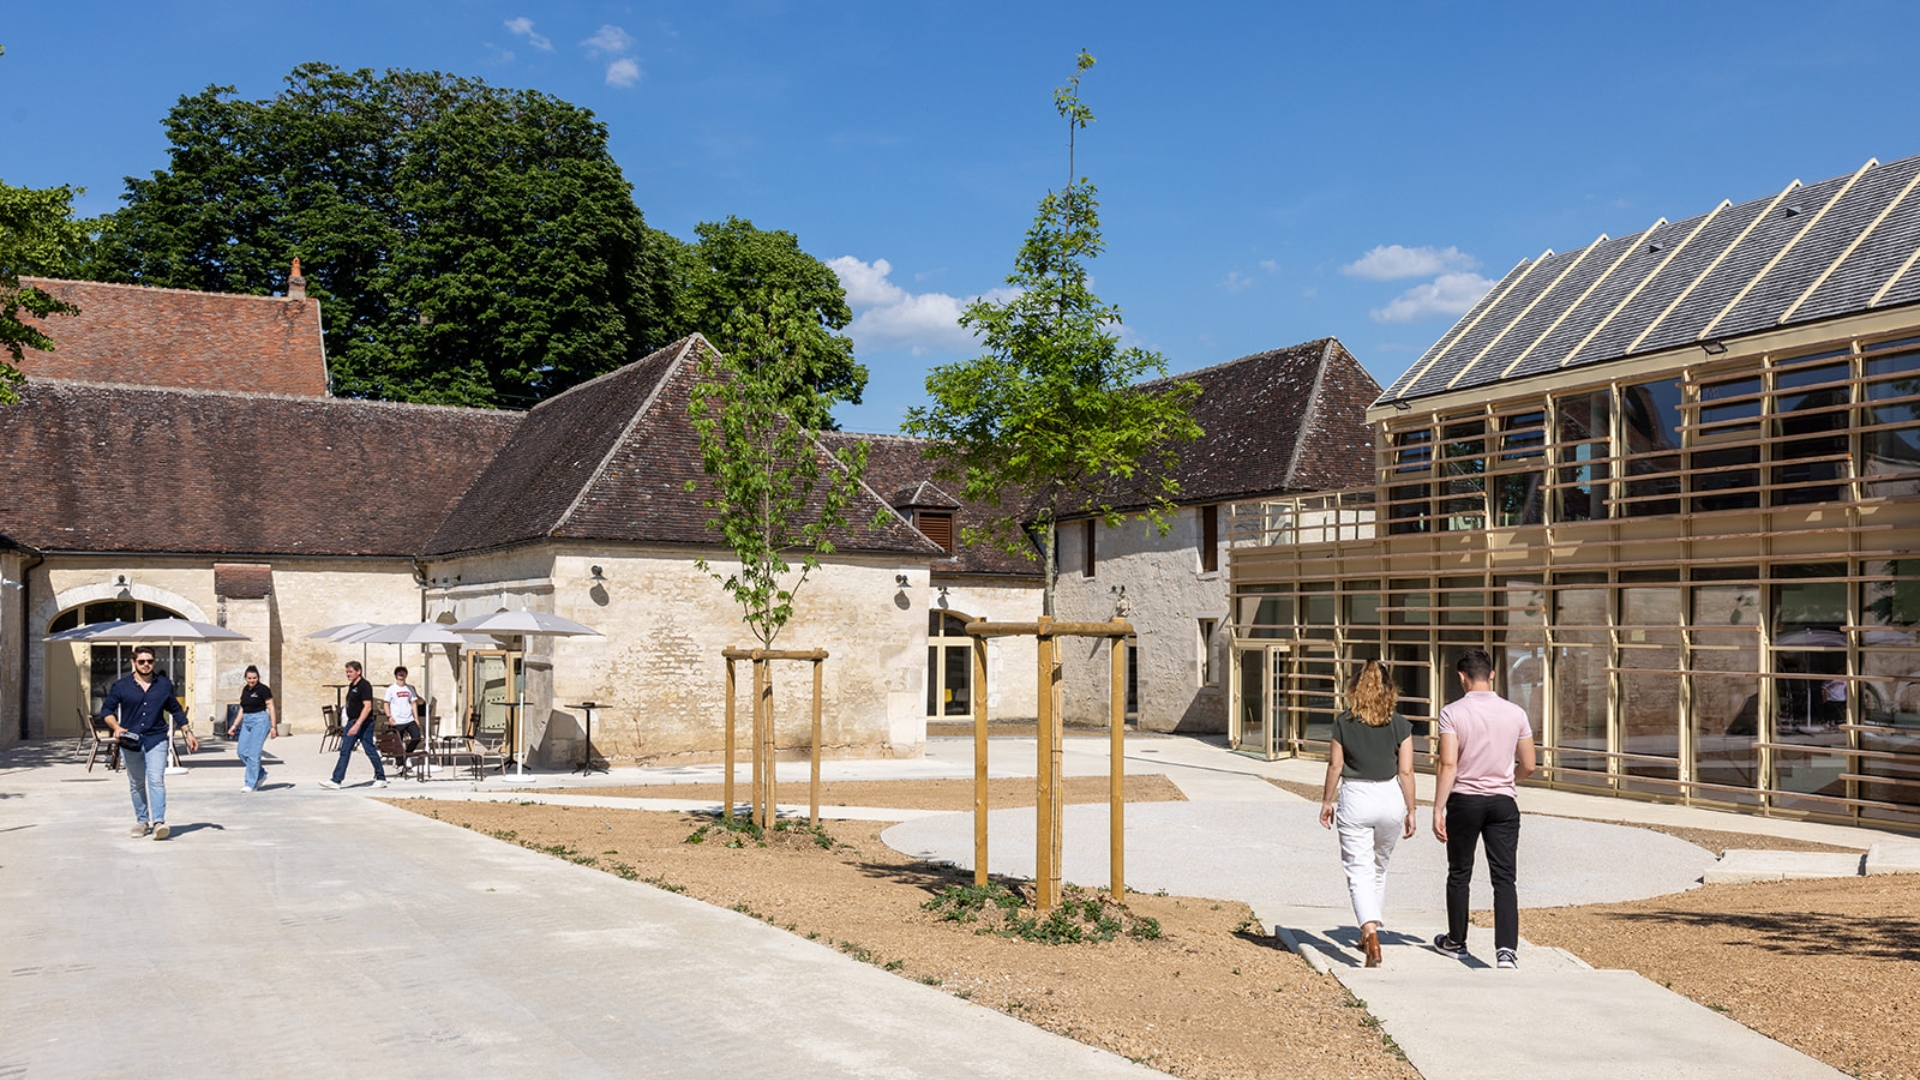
[116,732,143,752]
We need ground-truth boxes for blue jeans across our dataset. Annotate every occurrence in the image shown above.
[236,711,271,789]
[123,742,171,824]
[331,722,387,784]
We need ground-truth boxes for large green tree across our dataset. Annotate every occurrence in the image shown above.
[657,217,863,428]
[0,179,93,404]
[88,63,668,406]
[903,52,1202,616]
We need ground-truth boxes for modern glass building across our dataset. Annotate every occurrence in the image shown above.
[1227,155,1920,830]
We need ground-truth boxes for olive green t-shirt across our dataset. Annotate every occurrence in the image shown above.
[1333,710,1414,782]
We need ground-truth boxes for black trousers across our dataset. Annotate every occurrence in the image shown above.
[1444,793,1521,951]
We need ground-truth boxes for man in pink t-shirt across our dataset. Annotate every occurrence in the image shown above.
[1429,648,1536,969]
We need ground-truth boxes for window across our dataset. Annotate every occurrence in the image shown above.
[1771,360,1850,505]
[1126,641,1140,718]
[1862,347,1920,498]
[1438,418,1487,530]
[1690,377,1760,512]
[915,512,955,554]
[1620,379,1684,516]
[1197,619,1218,685]
[1082,519,1097,578]
[1199,504,1219,573]
[1554,389,1611,522]
[1493,411,1545,526]
[926,611,976,718]
[1387,427,1432,535]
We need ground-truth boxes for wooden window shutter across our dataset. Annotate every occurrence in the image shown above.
[1200,504,1219,572]
[918,512,955,554]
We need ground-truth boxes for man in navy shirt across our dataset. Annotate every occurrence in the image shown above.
[101,645,200,840]
[321,660,388,789]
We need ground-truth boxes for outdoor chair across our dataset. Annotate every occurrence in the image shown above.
[74,708,94,754]
[320,705,343,753]
[461,734,507,779]
[85,715,121,773]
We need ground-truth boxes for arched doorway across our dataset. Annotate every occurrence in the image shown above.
[927,610,978,719]
[44,599,186,738]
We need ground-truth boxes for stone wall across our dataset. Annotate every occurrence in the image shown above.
[1,548,23,749]
[424,545,938,767]
[929,577,1043,721]
[1053,509,1229,733]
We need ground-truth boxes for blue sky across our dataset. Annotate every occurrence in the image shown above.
[5,1,1917,430]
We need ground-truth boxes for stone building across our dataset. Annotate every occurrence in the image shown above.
[0,274,1034,763]
[1052,339,1380,733]
[1229,154,1920,830]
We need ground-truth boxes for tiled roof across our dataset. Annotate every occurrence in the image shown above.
[427,337,943,559]
[1385,153,1920,403]
[1100,337,1379,511]
[14,277,328,398]
[0,380,519,556]
[213,564,274,599]
[830,433,1042,578]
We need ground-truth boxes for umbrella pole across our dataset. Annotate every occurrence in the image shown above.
[504,634,534,783]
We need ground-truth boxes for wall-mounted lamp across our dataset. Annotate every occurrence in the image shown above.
[0,577,22,592]
[114,574,133,599]
[1392,398,1412,412]
[936,585,951,609]
[590,566,607,584]
[1700,339,1728,356]
[895,573,910,589]
[1109,583,1131,618]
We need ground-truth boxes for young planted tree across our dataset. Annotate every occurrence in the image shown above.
[688,289,872,826]
[687,289,871,645]
[904,52,1202,616]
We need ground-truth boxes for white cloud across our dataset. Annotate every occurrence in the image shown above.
[504,17,552,51]
[828,256,989,355]
[1342,244,1479,281]
[1218,270,1255,293]
[1370,272,1497,324]
[1258,259,1278,273]
[583,24,635,56]
[605,57,642,87]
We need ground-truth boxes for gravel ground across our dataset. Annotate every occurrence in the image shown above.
[387,798,1417,1080]
[1522,875,1920,1080]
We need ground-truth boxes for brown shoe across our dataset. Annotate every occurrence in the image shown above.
[1362,926,1382,968]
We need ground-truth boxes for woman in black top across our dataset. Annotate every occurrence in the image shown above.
[235,664,277,792]
[1317,660,1415,967]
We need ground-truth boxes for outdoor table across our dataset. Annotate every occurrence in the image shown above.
[568,703,608,775]
[322,683,349,716]
[498,702,522,767]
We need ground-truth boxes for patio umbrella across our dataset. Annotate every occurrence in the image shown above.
[306,620,380,672]
[82,618,250,772]
[446,610,602,781]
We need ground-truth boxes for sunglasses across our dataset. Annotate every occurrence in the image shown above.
[134,659,155,665]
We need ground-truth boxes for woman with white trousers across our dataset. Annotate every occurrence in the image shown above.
[1318,660,1416,967]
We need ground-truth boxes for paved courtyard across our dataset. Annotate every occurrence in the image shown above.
[1,730,1898,1079]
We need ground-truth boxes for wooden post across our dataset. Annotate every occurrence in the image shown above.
[972,634,989,887]
[1034,615,1054,912]
[1048,635,1064,909]
[724,658,737,821]
[751,658,766,828]
[1109,620,1126,900]
[761,657,776,830]
[810,658,822,827]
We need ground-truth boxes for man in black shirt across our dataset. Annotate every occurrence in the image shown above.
[320,660,388,789]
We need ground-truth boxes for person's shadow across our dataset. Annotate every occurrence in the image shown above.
[165,822,226,838]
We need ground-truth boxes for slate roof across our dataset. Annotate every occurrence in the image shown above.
[828,433,1042,579]
[14,277,328,398]
[0,379,520,556]
[425,337,942,559]
[1090,337,1379,512]
[1385,153,1920,403]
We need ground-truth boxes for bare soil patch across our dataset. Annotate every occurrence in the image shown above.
[549,774,1187,812]
[387,798,1416,1080]
[1523,875,1920,1080]
[1261,777,1863,855]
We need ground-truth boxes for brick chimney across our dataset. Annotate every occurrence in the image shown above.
[288,258,306,300]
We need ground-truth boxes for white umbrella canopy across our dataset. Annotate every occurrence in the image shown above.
[446,610,602,779]
[42,619,133,642]
[306,621,378,641]
[87,617,250,643]
[340,622,498,775]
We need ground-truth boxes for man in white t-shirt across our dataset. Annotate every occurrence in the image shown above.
[384,667,425,776]
[1429,648,1536,969]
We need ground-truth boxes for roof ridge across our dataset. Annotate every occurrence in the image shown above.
[1144,337,1335,387]
[25,376,519,415]
[1282,340,1339,490]
[549,337,704,538]
[522,333,711,414]
[20,276,313,305]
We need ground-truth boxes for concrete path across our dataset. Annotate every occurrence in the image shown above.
[886,735,1878,1080]
[0,740,1162,1079]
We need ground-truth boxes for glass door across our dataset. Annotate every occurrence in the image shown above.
[463,650,522,746]
[1229,644,1285,759]
[926,612,975,719]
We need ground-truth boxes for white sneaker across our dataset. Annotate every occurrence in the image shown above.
[242,784,254,792]
[1496,948,1518,970]
[369,779,389,789]
[152,823,170,841]
[318,779,341,790]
